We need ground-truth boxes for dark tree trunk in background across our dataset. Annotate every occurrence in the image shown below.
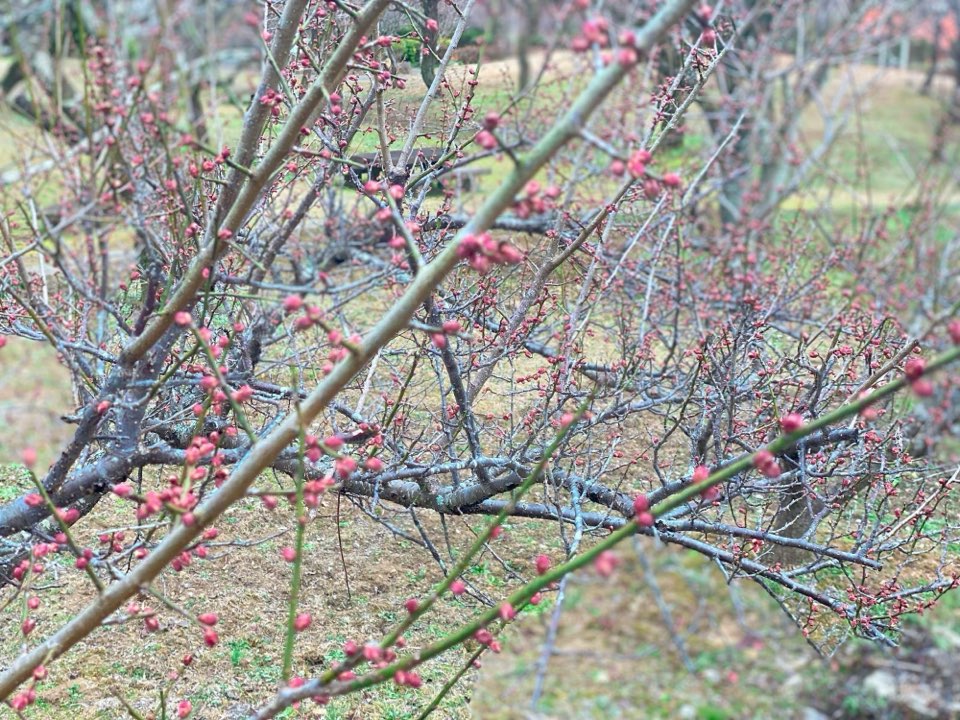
[1,0,99,137]
[921,10,945,95]
[516,0,539,91]
[419,0,439,88]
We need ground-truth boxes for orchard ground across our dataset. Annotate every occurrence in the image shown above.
[2,52,960,719]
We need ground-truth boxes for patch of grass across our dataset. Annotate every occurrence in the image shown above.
[65,684,83,709]
[0,464,29,500]
[228,638,251,667]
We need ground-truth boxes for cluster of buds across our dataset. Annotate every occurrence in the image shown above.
[752,449,781,478]
[949,319,960,344]
[779,413,805,433]
[698,4,717,48]
[474,627,502,653]
[266,472,336,512]
[135,485,192,522]
[186,157,221,179]
[23,495,81,529]
[594,549,620,577]
[610,148,682,196]
[98,530,127,555]
[258,87,285,117]
[905,357,933,397]
[12,539,68,583]
[633,493,655,526]
[362,179,405,202]
[456,232,524,274]
[513,180,561,219]
[282,296,361,369]
[626,149,651,178]
[691,465,720,502]
[303,433,340,461]
[281,294,319,329]
[475,111,502,150]
[570,19,642,67]
[327,91,343,118]
[429,319,463,349]
[393,669,423,688]
[10,557,37,582]
[571,16,610,51]
[341,640,402,673]
[8,682,41,712]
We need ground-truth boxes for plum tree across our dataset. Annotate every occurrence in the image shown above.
[0,0,958,716]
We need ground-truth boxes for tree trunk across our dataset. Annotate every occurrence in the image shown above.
[419,0,440,89]
[516,0,539,92]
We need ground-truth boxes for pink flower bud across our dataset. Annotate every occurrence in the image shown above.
[905,357,926,380]
[700,486,721,502]
[335,456,357,478]
[231,385,254,403]
[594,550,619,578]
[321,435,342,451]
[497,242,524,264]
[948,319,960,345]
[779,413,804,433]
[21,447,37,468]
[294,613,312,631]
[476,130,497,150]
[662,172,682,188]
[753,449,774,469]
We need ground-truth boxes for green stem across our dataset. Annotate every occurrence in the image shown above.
[281,389,309,681]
